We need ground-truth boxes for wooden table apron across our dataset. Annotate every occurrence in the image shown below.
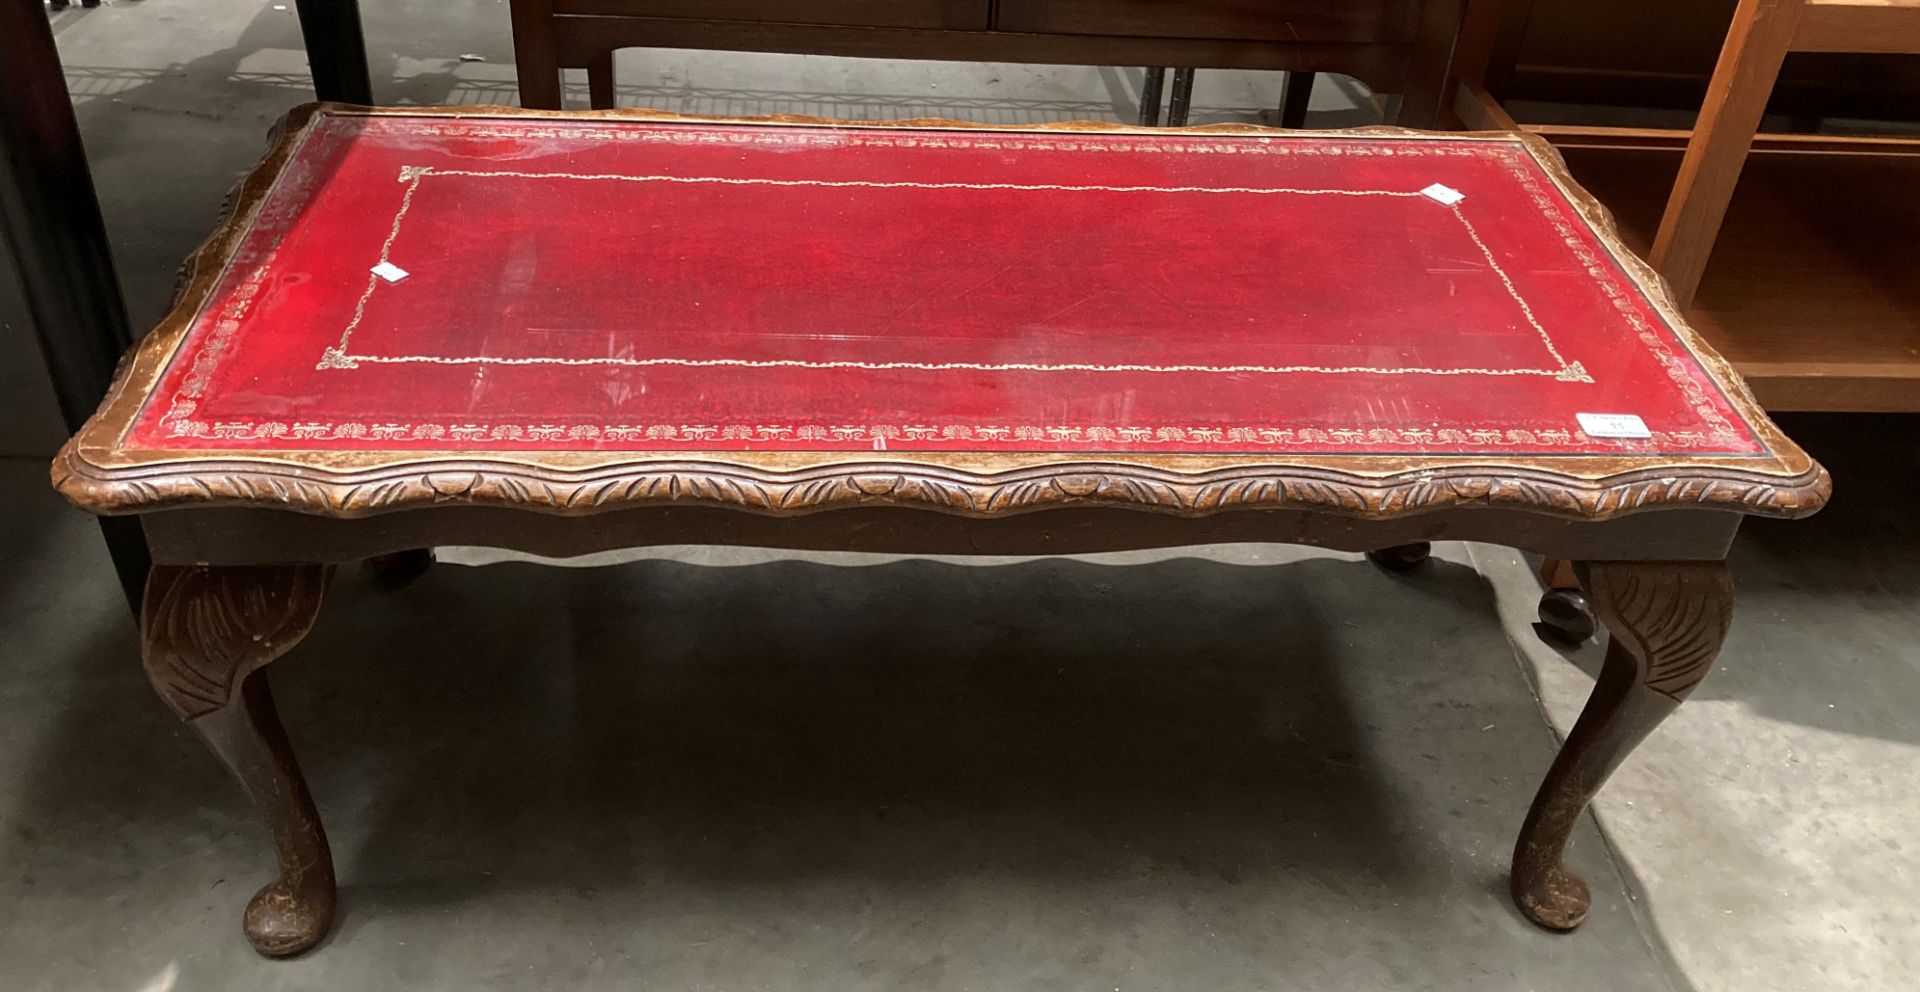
[138,502,1745,566]
[54,105,1827,958]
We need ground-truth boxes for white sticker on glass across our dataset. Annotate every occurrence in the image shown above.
[1577,413,1653,439]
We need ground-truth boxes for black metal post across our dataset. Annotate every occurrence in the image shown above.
[293,0,373,103]
[1167,68,1196,127]
[1138,67,1166,126]
[2,0,149,611]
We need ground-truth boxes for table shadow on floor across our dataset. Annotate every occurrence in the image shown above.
[0,533,1674,990]
[292,554,1655,984]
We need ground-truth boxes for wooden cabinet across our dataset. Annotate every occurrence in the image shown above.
[552,0,990,31]
[995,0,1424,43]
[552,0,1426,42]
[515,0,1465,126]
[1486,0,1920,120]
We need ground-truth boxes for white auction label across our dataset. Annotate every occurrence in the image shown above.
[1420,183,1465,205]
[371,261,410,283]
[1577,413,1652,439]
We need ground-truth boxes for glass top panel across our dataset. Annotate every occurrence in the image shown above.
[129,114,1763,457]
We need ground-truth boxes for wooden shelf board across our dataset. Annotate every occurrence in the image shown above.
[1549,139,1920,412]
[1531,124,1920,156]
[1796,0,1920,54]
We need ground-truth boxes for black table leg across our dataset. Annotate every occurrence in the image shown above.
[293,0,372,104]
[1279,70,1316,129]
[2,0,149,612]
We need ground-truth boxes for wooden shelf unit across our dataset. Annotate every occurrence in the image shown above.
[1536,126,1920,412]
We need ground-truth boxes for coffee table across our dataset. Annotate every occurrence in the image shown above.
[53,105,1828,957]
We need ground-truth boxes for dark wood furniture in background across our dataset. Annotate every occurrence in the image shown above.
[1138,65,1316,127]
[500,0,1920,412]
[507,0,1468,127]
[1484,0,1920,120]
[5,0,147,607]
[289,0,374,105]
[1456,2,1920,414]
[55,104,1827,956]
[1650,0,1920,309]
[1549,133,1920,412]
[1508,0,1920,640]
[4,0,373,610]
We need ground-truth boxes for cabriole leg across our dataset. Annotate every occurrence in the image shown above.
[142,564,335,956]
[1510,560,1732,930]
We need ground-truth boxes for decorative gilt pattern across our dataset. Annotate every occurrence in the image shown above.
[305,164,1587,387]
[155,419,1702,449]
[382,116,1518,159]
[60,450,1830,520]
[54,105,1830,523]
[140,564,331,719]
[1579,560,1735,701]
[414,168,1438,195]
[1496,155,1745,445]
[315,353,1595,378]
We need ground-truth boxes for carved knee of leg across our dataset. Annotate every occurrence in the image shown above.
[142,565,337,956]
[141,564,332,719]
[1510,560,1733,931]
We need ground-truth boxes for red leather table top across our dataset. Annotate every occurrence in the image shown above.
[127,112,1763,458]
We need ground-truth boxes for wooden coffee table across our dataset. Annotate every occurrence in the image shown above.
[54,105,1828,957]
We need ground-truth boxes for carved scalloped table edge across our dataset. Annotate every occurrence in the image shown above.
[51,103,1832,525]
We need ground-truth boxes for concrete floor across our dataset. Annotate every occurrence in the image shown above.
[2,2,1917,990]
